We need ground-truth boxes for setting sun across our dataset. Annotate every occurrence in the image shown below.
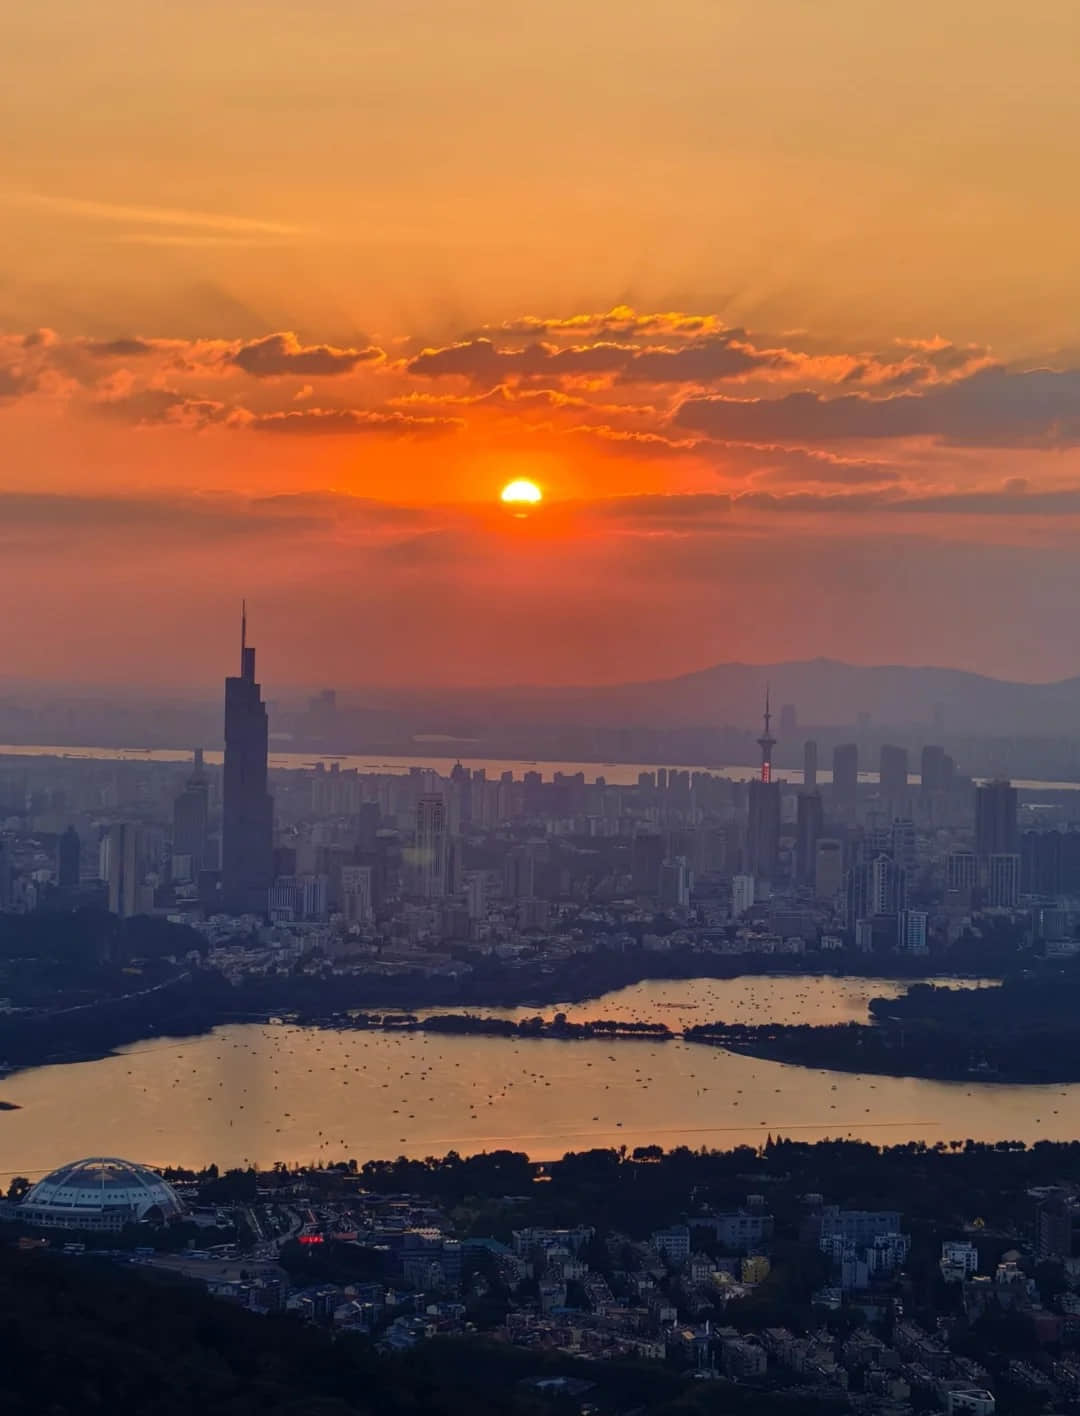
[499,479,543,506]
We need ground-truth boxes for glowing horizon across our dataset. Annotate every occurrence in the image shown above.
[3,0,1080,688]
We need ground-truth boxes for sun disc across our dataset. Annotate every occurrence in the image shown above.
[500,478,543,505]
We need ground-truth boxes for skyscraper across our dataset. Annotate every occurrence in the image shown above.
[57,825,80,891]
[104,821,142,919]
[832,743,858,819]
[222,607,274,915]
[415,794,449,898]
[985,852,1020,908]
[814,838,844,902]
[795,791,823,885]
[920,744,955,795]
[746,691,781,879]
[631,832,665,896]
[172,748,210,882]
[803,739,818,790]
[975,780,1019,859]
[879,745,908,805]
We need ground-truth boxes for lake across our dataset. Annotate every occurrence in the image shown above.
[6,974,1066,1179]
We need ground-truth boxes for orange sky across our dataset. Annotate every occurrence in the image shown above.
[4,0,1080,690]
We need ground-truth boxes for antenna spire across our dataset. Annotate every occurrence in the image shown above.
[240,599,247,673]
[757,683,777,784]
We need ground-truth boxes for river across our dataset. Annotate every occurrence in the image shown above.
[0,742,1075,791]
[5,974,1069,1178]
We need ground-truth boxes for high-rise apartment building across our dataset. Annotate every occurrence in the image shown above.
[814,838,844,901]
[985,852,1020,908]
[57,825,80,891]
[631,832,664,896]
[920,745,956,795]
[104,821,142,919]
[731,873,755,917]
[879,745,909,805]
[504,845,537,900]
[803,739,818,790]
[415,794,449,898]
[172,748,210,883]
[975,780,1019,859]
[795,791,823,885]
[340,864,374,924]
[832,743,858,819]
[898,909,929,954]
[222,609,274,915]
[946,850,979,892]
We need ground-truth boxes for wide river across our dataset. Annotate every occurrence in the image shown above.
[3,974,1070,1178]
[0,742,1075,791]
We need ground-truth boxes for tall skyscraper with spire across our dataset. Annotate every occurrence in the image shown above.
[222,605,273,914]
[746,689,781,880]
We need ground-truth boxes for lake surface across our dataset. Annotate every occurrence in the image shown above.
[5,974,1067,1179]
[0,742,1074,791]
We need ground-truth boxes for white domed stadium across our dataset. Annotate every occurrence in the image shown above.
[19,1157,184,1232]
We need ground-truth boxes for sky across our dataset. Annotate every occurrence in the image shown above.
[4,0,1080,691]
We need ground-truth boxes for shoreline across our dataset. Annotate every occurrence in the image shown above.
[6,1001,1078,1092]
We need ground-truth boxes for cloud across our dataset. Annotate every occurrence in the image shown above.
[91,388,231,428]
[243,407,463,437]
[484,306,736,339]
[230,332,384,378]
[674,365,1080,447]
[0,491,445,548]
[406,332,781,385]
[82,338,162,358]
[1,189,312,237]
[719,442,901,485]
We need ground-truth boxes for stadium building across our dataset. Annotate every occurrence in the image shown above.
[16,1157,184,1232]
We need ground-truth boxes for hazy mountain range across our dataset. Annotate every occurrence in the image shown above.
[419,659,1080,738]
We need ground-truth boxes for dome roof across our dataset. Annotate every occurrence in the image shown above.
[23,1157,183,1223]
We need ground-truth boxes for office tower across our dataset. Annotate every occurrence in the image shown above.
[104,822,141,919]
[731,873,755,917]
[504,845,537,900]
[631,831,665,896]
[832,743,858,819]
[920,744,955,795]
[985,852,1020,908]
[898,909,928,954]
[814,838,844,902]
[222,608,274,915]
[57,825,80,891]
[795,791,823,884]
[414,794,448,898]
[746,692,781,879]
[803,739,818,790]
[975,780,1019,858]
[340,864,374,925]
[172,748,210,883]
[879,745,908,805]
